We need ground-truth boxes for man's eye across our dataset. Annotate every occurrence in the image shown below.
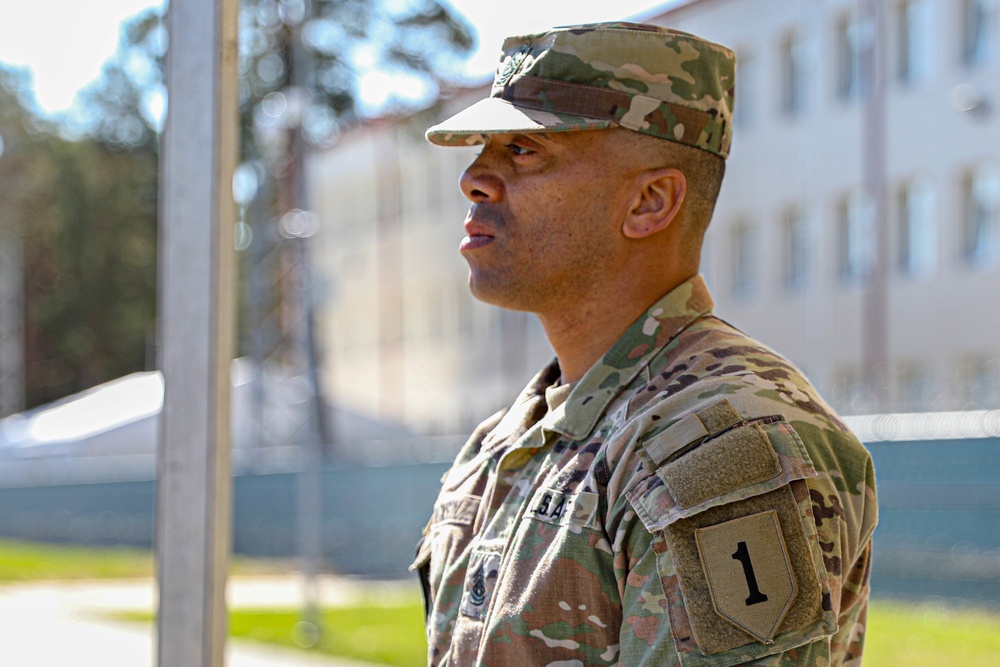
[507,143,535,156]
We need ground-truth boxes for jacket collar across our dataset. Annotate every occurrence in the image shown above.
[543,275,714,441]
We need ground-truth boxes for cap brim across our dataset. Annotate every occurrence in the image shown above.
[425,97,612,146]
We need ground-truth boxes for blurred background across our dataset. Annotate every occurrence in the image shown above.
[0,0,999,664]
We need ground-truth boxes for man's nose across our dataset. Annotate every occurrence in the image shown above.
[459,154,503,204]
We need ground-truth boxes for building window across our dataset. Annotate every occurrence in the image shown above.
[734,48,755,129]
[731,220,758,299]
[897,179,937,278]
[837,190,874,282]
[837,11,873,100]
[963,163,1000,267]
[962,0,998,66]
[780,31,808,115]
[782,205,810,291]
[898,0,935,84]
[895,362,936,412]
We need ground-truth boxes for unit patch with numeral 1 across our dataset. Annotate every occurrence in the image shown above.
[695,510,796,643]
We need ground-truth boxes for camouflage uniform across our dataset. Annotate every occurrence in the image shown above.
[414,277,876,666]
[416,23,877,667]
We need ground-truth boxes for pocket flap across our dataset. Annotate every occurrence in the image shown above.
[628,417,816,534]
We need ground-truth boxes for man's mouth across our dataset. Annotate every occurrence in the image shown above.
[460,232,495,251]
[461,218,496,251]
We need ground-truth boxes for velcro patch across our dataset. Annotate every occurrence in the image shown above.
[695,511,796,644]
[663,485,825,657]
[696,398,742,433]
[643,412,709,467]
[660,424,781,509]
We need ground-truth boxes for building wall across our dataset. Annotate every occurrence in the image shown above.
[681,0,1000,415]
[309,0,1000,434]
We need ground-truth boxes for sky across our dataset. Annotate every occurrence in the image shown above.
[0,0,678,117]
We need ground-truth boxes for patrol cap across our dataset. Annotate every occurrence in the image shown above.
[426,22,736,159]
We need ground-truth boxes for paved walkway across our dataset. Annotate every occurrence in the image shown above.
[0,575,416,666]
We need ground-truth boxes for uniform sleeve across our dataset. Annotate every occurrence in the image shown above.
[608,399,859,667]
[615,504,679,665]
[615,502,849,667]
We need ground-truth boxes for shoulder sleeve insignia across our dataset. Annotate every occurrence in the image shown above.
[664,485,831,660]
[695,510,796,644]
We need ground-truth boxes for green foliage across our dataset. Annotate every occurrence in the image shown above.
[2,0,475,410]
[0,67,158,408]
[79,0,474,155]
[77,10,165,153]
[25,140,158,405]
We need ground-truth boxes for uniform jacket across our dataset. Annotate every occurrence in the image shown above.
[414,275,878,666]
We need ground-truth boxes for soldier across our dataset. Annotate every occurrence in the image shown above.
[412,22,877,666]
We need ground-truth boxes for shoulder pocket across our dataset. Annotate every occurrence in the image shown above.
[626,401,836,667]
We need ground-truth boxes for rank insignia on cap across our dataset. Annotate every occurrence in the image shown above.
[496,49,529,87]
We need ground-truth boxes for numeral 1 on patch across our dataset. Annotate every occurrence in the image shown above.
[732,540,769,606]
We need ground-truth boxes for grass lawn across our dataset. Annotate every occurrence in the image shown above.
[228,602,427,667]
[114,597,1000,667]
[113,596,428,667]
[0,537,154,580]
[866,599,1000,667]
[6,538,1000,666]
[0,538,289,581]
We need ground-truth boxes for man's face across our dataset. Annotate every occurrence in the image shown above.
[457,129,636,313]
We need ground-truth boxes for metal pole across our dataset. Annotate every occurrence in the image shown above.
[284,6,332,640]
[155,0,238,664]
[863,0,889,411]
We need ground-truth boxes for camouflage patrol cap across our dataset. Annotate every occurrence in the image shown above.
[426,22,736,159]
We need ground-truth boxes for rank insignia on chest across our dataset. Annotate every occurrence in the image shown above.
[460,550,500,619]
[469,565,487,607]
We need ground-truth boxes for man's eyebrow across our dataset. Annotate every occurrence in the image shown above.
[511,132,552,146]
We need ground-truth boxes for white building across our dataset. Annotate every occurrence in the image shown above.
[308,0,1000,435]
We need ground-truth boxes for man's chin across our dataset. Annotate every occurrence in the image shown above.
[467,274,514,309]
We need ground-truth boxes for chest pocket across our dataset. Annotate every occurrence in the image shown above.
[627,399,838,667]
[411,493,483,617]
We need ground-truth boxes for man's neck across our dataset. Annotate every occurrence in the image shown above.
[537,282,669,384]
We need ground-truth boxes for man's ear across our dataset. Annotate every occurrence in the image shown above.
[622,167,687,239]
